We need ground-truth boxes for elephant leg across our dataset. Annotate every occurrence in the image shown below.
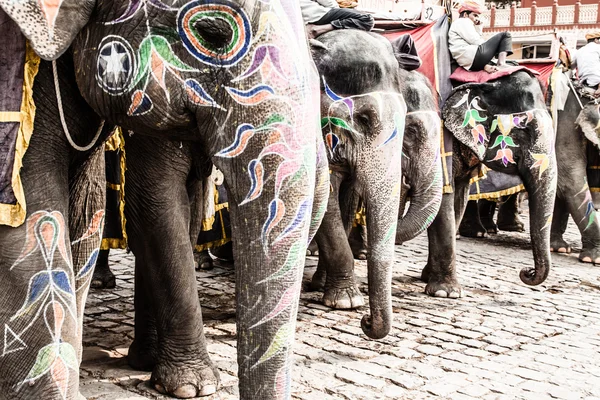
[458,200,488,238]
[125,134,218,398]
[306,239,319,256]
[313,171,364,309]
[90,249,116,289]
[349,224,368,260]
[497,194,525,232]
[561,178,600,264]
[69,146,107,347]
[422,178,468,298]
[479,199,498,234]
[550,196,572,254]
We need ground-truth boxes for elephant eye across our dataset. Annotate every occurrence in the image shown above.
[356,113,370,127]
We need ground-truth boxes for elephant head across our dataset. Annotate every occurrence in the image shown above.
[443,71,557,286]
[576,101,600,148]
[312,30,441,338]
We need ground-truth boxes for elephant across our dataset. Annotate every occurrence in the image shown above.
[308,30,442,338]
[426,70,557,298]
[0,1,326,399]
[550,89,600,263]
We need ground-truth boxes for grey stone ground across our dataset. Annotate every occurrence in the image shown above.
[80,210,600,400]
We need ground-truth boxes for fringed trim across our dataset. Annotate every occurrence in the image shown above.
[195,237,231,252]
[352,206,367,227]
[443,184,453,194]
[590,187,600,193]
[100,238,127,250]
[468,183,525,201]
[0,42,40,227]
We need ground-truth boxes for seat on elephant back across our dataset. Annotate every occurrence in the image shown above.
[449,65,538,86]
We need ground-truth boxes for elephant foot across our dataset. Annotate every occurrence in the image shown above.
[550,238,572,254]
[458,219,487,238]
[497,219,525,232]
[128,338,158,371]
[425,278,463,299]
[579,247,600,264]
[194,250,214,270]
[323,285,365,309]
[481,218,498,234]
[310,268,326,291]
[210,242,234,261]
[306,240,319,256]
[152,360,220,399]
[90,265,116,289]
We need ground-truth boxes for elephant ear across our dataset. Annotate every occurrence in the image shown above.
[442,88,491,161]
[576,103,600,149]
[0,0,95,60]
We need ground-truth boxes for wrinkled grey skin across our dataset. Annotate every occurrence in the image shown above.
[429,71,557,298]
[551,91,600,263]
[309,30,442,339]
[0,1,326,399]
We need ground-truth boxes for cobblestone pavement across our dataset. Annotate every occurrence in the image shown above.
[80,211,600,400]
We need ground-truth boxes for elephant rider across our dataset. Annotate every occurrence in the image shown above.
[300,0,374,39]
[572,31,600,97]
[448,0,513,73]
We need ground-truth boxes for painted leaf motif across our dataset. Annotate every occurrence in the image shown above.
[51,356,69,399]
[503,136,516,147]
[25,344,57,381]
[226,84,276,106]
[323,79,343,102]
[262,198,285,247]
[461,110,472,127]
[491,135,505,148]
[586,212,596,230]
[470,110,486,122]
[274,198,312,243]
[452,92,469,108]
[59,342,78,370]
[185,79,219,108]
[150,35,197,71]
[77,249,99,280]
[274,366,291,400]
[128,90,153,116]
[104,0,142,25]
[240,160,264,205]
[216,124,256,158]
[320,118,330,129]
[470,97,484,111]
[257,323,294,365]
[258,241,304,283]
[52,271,74,296]
[490,119,498,133]
[250,283,300,328]
[14,271,50,318]
[328,117,351,131]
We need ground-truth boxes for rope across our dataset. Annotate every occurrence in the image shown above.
[52,60,105,152]
[567,77,585,110]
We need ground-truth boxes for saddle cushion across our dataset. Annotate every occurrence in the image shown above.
[450,65,538,84]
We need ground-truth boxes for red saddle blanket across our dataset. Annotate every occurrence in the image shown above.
[449,65,539,84]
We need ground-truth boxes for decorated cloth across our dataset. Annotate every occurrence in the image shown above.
[101,128,128,250]
[469,167,524,200]
[0,9,39,227]
[449,65,538,84]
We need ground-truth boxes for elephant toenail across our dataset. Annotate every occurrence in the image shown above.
[434,290,447,297]
[199,384,218,396]
[173,384,198,398]
[582,256,592,263]
[558,248,567,253]
[449,291,460,299]
[154,384,166,394]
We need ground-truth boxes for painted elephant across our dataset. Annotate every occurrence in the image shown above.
[308,30,442,338]
[426,70,557,297]
[0,1,326,399]
[551,89,600,263]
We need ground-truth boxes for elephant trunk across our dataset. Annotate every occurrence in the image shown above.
[360,177,401,339]
[396,113,443,243]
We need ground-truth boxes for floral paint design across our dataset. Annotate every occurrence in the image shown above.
[577,180,597,230]
[5,210,104,399]
[453,90,488,158]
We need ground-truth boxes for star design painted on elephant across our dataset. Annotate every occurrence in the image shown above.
[96,36,136,95]
[101,43,126,83]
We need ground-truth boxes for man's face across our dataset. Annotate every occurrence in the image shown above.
[468,12,481,25]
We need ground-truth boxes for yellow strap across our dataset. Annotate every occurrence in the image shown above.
[0,111,21,122]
